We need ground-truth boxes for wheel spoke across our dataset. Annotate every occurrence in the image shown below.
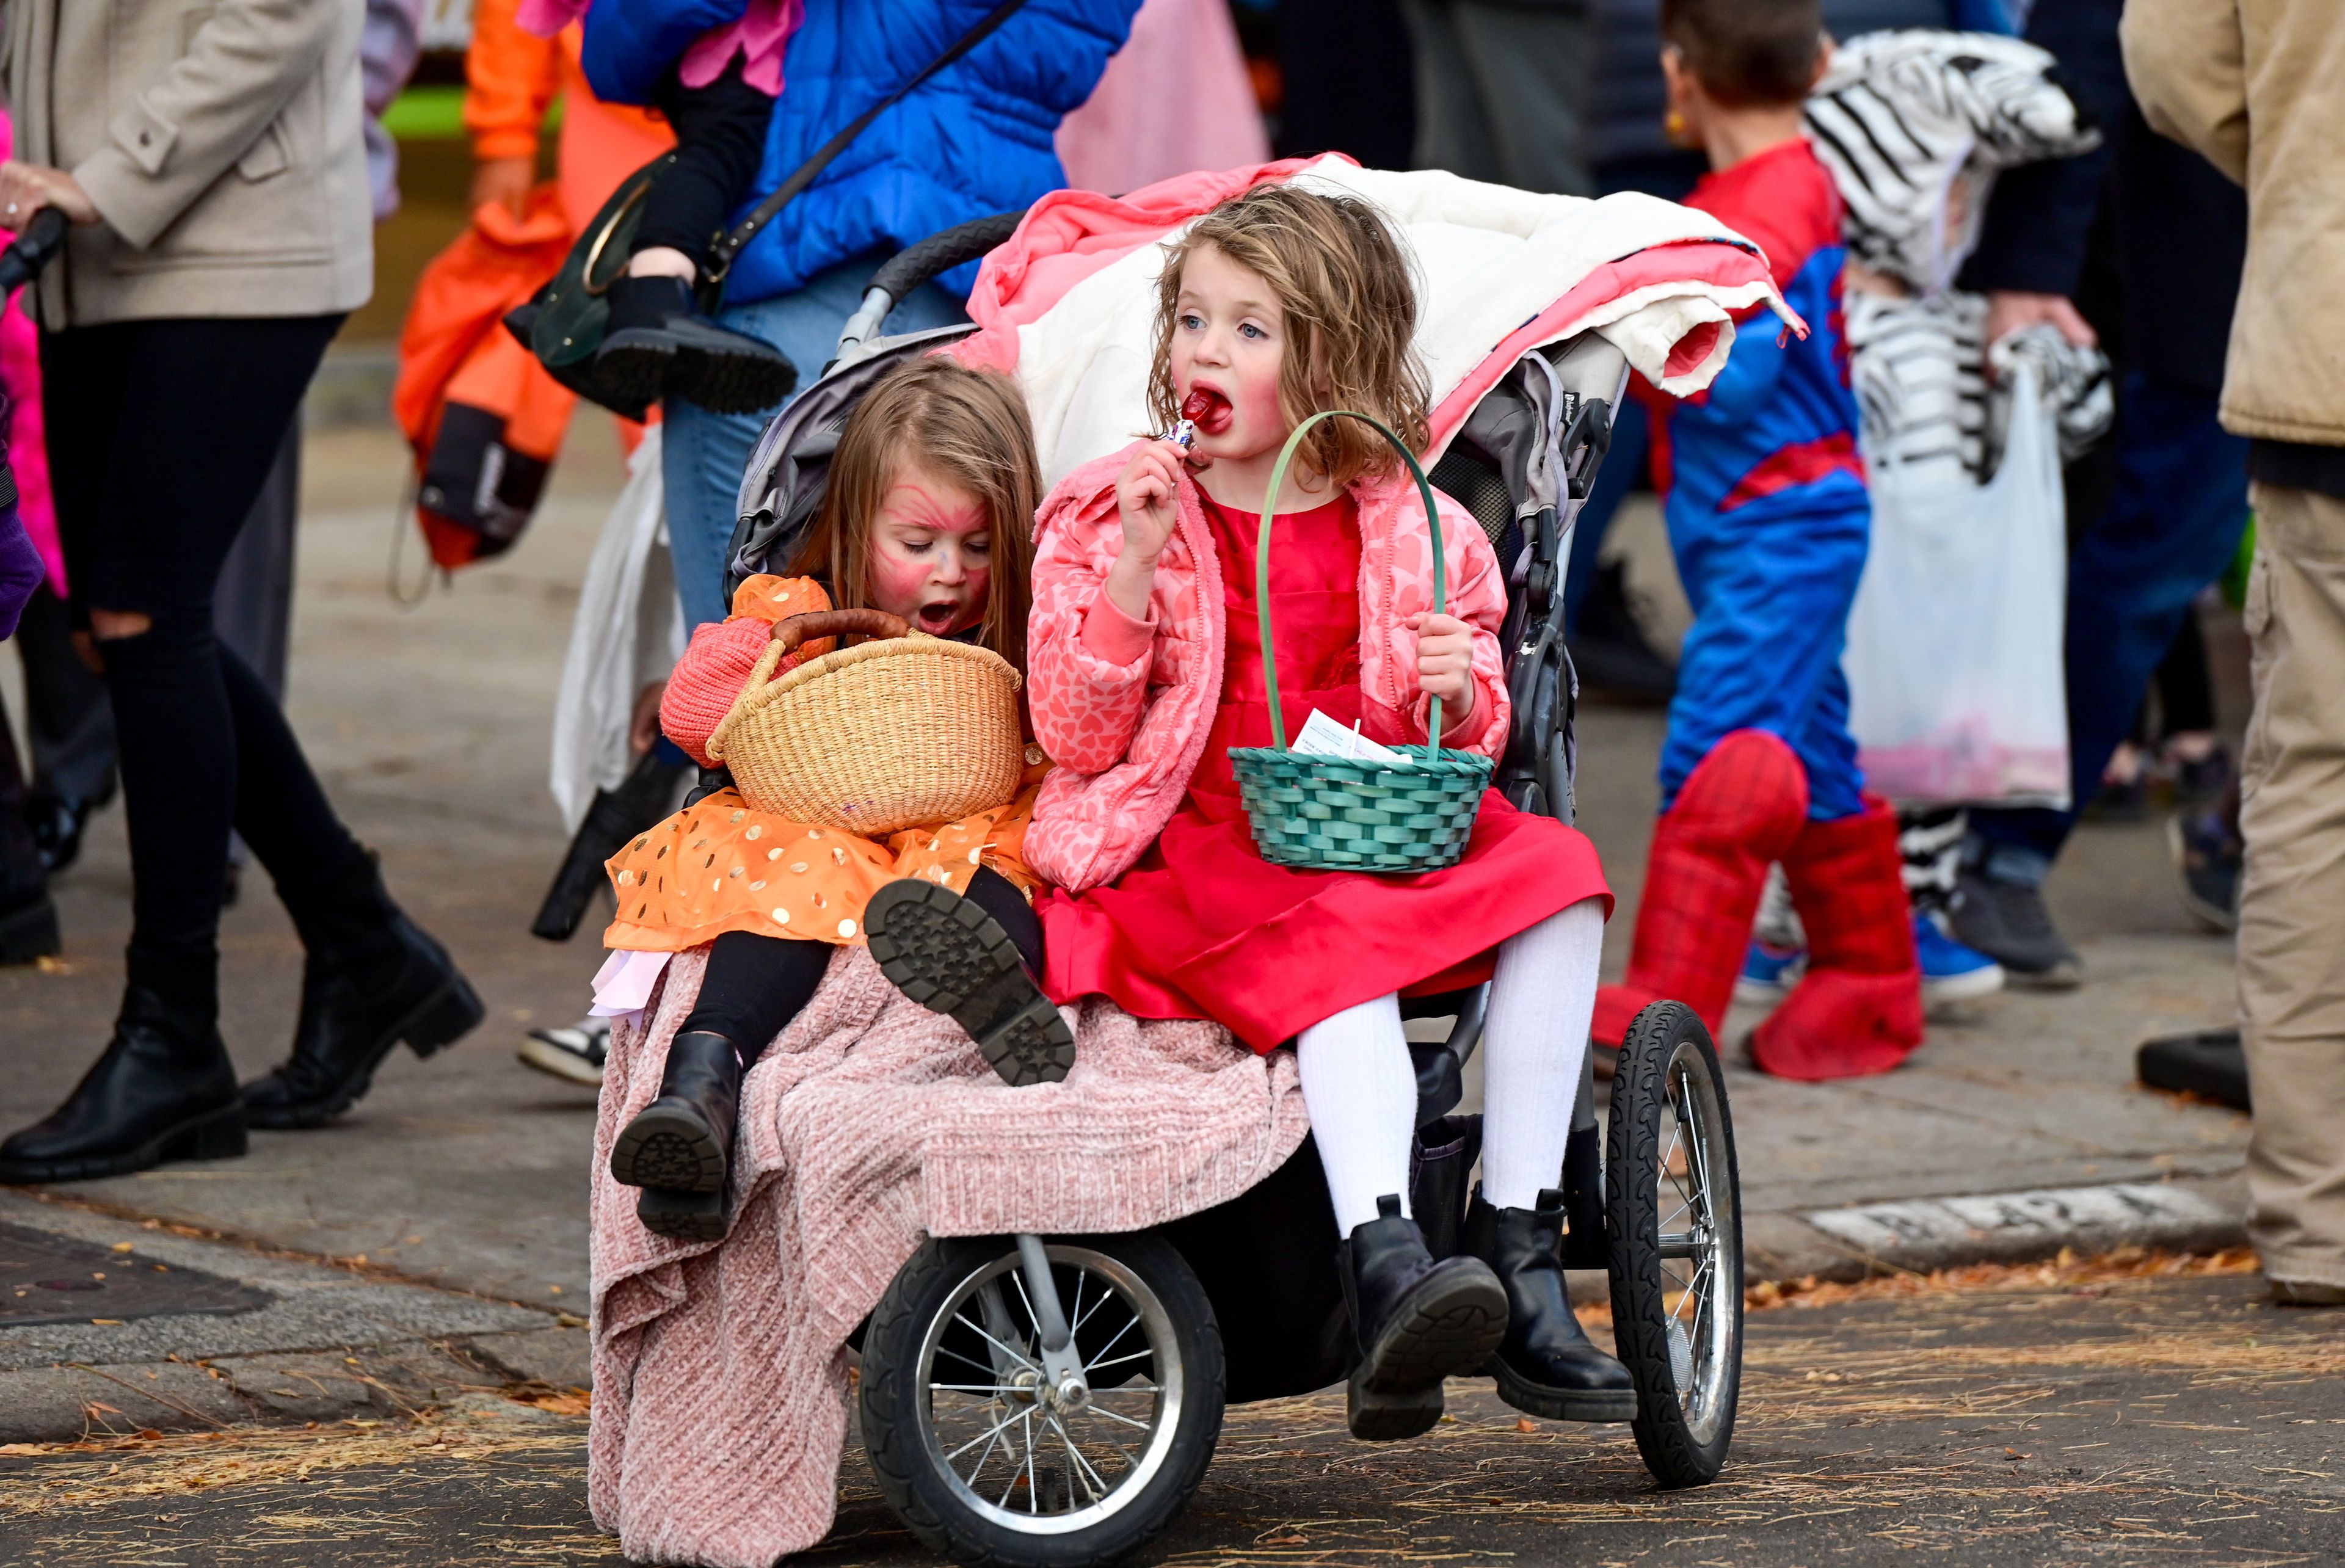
[945,1403,1035,1465]
[1083,1347,1158,1374]
[1049,1412,1114,1501]
[1023,1411,1040,1514]
[1081,1308,1143,1371]
[953,1311,1041,1374]
[1084,1403,1155,1431]
[928,1382,1022,1395]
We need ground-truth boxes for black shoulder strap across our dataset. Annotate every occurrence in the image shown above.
[705,0,1033,281]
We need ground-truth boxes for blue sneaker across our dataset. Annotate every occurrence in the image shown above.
[1914,911,2004,1005]
[1735,940,1806,1003]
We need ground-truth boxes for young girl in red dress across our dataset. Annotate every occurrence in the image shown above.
[1024,184,1631,1439]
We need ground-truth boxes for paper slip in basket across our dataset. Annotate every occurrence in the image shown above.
[1292,708,1414,769]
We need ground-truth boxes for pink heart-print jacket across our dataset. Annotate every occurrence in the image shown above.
[1025,442,1511,894]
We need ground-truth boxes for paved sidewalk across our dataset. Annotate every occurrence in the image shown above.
[0,424,2252,1440]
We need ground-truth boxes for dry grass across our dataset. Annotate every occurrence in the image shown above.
[1745,1245,2263,1313]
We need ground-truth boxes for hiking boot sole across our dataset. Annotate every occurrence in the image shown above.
[242,973,487,1131]
[610,1100,729,1193]
[1347,1258,1507,1442]
[637,1185,727,1243]
[866,879,1074,1088]
[596,328,794,418]
[0,1101,247,1185]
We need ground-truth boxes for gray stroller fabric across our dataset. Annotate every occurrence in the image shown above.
[1806,29,2100,295]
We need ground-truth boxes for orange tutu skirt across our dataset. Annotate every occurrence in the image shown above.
[601,755,1049,953]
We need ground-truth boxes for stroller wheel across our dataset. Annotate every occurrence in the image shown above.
[1605,1000,1743,1487]
[859,1233,1223,1567]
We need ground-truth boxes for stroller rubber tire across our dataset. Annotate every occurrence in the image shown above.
[1605,1000,1743,1489]
[860,1233,1224,1568]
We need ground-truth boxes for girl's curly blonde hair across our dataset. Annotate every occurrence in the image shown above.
[1146,184,1432,491]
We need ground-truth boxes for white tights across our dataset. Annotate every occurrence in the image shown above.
[1295,896,1604,1232]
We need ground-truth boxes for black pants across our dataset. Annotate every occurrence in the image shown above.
[681,868,1043,1059]
[40,314,362,995]
[640,56,773,272]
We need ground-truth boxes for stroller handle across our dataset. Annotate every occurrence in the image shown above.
[835,209,1027,357]
[0,208,69,294]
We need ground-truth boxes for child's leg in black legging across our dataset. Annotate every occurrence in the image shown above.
[678,929,833,1063]
[960,866,1042,973]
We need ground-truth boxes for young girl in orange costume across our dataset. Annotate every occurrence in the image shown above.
[1013,186,1629,1440]
[596,357,1064,1240]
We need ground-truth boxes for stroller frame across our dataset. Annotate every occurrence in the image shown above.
[715,214,1745,1568]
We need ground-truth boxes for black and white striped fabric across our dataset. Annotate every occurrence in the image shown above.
[1847,292,2114,484]
[1806,29,2099,293]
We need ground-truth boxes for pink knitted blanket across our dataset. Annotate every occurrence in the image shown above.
[588,945,1308,1567]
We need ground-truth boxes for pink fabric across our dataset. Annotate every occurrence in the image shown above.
[588,946,1306,1568]
[658,616,776,769]
[517,0,796,94]
[954,156,1323,376]
[1022,448,1511,895]
[0,109,59,594]
[1054,0,1270,195]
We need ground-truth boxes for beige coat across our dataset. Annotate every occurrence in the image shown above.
[4,0,373,328]
[2121,0,2345,448]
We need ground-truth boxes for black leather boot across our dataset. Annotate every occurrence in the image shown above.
[531,750,685,941]
[0,951,245,1183]
[241,852,485,1129]
[1462,1186,1637,1421]
[1337,1194,1508,1442]
[610,1031,742,1198]
[593,274,796,416]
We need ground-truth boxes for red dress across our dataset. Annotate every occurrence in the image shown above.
[1039,493,1612,1053]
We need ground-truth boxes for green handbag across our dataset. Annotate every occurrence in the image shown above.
[504,0,1033,419]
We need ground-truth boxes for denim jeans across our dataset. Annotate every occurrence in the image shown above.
[1968,373,2251,874]
[661,253,965,631]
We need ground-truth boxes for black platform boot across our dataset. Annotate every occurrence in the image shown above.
[0,951,246,1183]
[865,879,1075,1087]
[241,852,485,1129]
[1337,1194,1508,1442]
[1462,1186,1637,1421]
[609,1031,742,1243]
[592,274,796,416]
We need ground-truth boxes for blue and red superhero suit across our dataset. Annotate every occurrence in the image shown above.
[1593,139,1921,1082]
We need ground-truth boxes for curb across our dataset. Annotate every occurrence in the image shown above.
[1742,1171,2248,1285]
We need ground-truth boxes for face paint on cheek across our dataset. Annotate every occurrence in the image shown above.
[865,544,936,618]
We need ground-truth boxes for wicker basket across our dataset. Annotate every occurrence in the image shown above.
[1229,412,1494,873]
[707,607,1025,835]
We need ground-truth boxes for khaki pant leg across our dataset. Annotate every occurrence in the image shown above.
[2239,482,2345,1287]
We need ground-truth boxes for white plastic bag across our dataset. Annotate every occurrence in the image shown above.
[1844,360,2070,808]
[548,427,685,830]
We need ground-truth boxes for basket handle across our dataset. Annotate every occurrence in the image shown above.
[770,606,911,654]
[1256,411,1449,763]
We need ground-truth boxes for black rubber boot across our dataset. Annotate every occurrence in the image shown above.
[865,879,1075,1087]
[0,951,246,1183]
[531,750,685,941]
[241,852,485,1129]
[610,1031,742,1197]
[1462,1187,1637,1421]
[1338,1194,1508,1442]
[593,274,796,416]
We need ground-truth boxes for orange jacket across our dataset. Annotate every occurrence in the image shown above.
[466,0,672,231]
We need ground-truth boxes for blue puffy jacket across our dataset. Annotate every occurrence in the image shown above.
[581,0,1139,304]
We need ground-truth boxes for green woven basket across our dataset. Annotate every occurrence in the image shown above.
[1229,410,1494,874]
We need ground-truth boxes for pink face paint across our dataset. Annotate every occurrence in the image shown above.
[866,471,992,635]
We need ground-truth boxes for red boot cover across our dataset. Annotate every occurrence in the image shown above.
[1750,797,1924,1081]
[1593,730,1809,1044]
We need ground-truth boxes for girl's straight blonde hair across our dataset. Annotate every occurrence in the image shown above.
[790,357,1039,669]
[1147,184,1432,491]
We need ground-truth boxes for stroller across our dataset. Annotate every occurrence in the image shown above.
[713,203,1747,1568]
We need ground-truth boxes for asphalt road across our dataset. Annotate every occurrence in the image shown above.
[5,1262,2338,1567]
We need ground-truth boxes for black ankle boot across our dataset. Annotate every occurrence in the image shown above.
[610,1031,743,1201]
[1337,1194,1507,1442]
[241,852,484,1130]
[593,274,796,416]
[865,879,1075,1087]
[0,951,245,1182]
[1461,1186,1637,1421]
[531,750,684,941]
